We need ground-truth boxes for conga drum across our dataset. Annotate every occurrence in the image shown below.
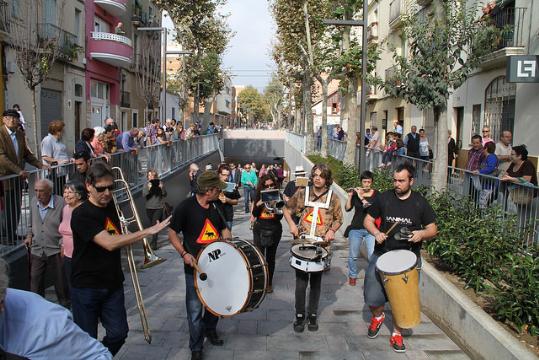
[376,250,420,328]
[195,238,268,317]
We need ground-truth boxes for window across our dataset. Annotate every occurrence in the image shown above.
[369,112,377,129]
[93,17,110,33]
[132,111,138,128]
[225,100,230,108]
[75,9,81,40]
[382,110,388,130]
[472,104,481,136]
[171,107,176,119]
[75,84,83,97]
[43,0,57,25]
[484,76,515,141]
[11,1,20,18]
[331,102,338,114]
[91,80,109,100]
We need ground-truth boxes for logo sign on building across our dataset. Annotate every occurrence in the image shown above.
[507,56,539,83]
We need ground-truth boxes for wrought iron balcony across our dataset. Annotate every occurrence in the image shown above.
[38,23,78,61]
[491,6,526,49]
[389,0,403,27]
[0,1,9,34]
[121,91,131,108]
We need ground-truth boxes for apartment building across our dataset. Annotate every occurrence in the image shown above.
[366,0,538,153]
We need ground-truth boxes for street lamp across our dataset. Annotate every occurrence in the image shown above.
[323,2,368,173]
[137,27,192,122]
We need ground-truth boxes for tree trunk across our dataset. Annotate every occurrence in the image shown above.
[318,77,329,158]
[32,87,39,155]
[193,93,200,124]
[432,105,448,191]
[202,98,212,131]
[304,71,314,155]
[340,19,351,129]
[343,76,358,165]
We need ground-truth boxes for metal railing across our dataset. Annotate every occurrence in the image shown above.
[0,1,9,34]
[91,31,132,47]
[121,91,131,108]
[0,135,219,256]
[492,7,527,49]
[389,0,402,24]
[286,132,538,250]
[38,23,78,59]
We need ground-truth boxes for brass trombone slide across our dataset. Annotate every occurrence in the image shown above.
[111,167,166,344]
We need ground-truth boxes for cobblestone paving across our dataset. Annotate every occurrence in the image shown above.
[115,208,470,360]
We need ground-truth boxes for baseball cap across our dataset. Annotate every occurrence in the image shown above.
[196,170,226,191]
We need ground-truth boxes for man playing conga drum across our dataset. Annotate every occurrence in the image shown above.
[363,162,437,353]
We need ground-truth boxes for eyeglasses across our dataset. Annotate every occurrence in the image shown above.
[482,130,490,133]
[94,185,114,193]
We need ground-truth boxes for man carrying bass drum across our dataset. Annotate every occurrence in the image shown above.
[168,171,232,360]
[363,162,437,353]
[284,164,343,333]
[252,174,283,294]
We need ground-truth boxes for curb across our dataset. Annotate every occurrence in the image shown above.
[420,261,537,360]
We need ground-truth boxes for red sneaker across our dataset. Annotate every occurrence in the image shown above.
[348,278,357,286]
[390,333,406,353]
[367,313,385,338]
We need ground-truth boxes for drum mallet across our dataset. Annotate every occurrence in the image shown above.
[384,222,399,237]
[192,262,208,281]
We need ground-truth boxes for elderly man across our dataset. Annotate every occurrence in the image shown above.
[0,258,112,359]
[116,128,139,153]
[188,163,200,197]
[24,179,68,307]
[0,109,45,241]
[496,130,512,174]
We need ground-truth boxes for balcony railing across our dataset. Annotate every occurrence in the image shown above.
[91,31,132,47]
[385,65,400,84]
[121,91,130,108]
[492,7,526,49]
[0,1,9,34]
[38,23,78,60]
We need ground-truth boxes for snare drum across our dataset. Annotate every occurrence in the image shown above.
[289,244,329,272]
[376,250,420,329]
[195,238,268,317]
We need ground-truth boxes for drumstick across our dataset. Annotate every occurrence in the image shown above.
[384,222,399,236]
[192,262,208,281]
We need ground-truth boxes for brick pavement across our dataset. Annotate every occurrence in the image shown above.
[115,208,470,360]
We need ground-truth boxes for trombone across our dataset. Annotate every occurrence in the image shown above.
[111,167,166,344]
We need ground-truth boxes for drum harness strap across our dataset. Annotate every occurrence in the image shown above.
[211,202,230,234]
[301,186,333,242]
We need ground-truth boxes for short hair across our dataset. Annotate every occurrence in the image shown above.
[512,145,528,161]
[500,130,512,138]
[73,150,90,161]
[484,142,496,154]
[81,128,95,142]
[36,178,54,192]
[104,125,114,133]
[147,169,158,177]
[86,161,113,186]
[471,134,482,142]
[48,120,65,135]
[395,162,416,179]
[65,180,88,201]
[311,163,333,186]
[12,104,20,110]
[0,258,9,304]
[218,164,230,174]
[360,170,374,181]
[372,126,378,131]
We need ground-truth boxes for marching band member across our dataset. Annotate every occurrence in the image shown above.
[284,164,343,332]
[252,174,283,293]
[70,161,170,356]
[168,171,232,360]
[217,164,241,229]
[363,162,437,353]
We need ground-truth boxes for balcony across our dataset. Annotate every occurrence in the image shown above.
[121,91,130,108]
[94,0,127,17]
[89,32,133,68]
[385,65,401,85]
[481,6,527,70]
[367,22,378,43]
[389,0,403,28]
[0,1,9,35]
[366,84,379,100]
[38,23,78,61]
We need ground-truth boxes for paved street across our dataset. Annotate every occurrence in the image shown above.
[115,207,470,360]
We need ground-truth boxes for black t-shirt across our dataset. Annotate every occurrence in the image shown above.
[507,160,538,186]
[71,201,124,289]
[367,190,436,256]
[222,189,241,221]
[170,196,226,274]
[252,203,283,228]
[345,190,378,236]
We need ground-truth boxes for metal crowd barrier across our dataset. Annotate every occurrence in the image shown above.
[328,139,347,161]
[0,134,220,256]
[286,131,306,154]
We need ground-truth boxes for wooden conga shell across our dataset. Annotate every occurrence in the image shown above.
[381,268,421,329]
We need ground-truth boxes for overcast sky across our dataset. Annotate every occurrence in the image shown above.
[163,2,275,91]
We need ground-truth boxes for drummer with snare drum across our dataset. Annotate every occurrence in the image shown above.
[363,162,437,353]
[168,171,232,360]
[284,164,343,333]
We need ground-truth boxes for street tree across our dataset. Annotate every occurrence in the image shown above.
[383,0,499,191]
[264,75,285,128]
[11,0,69,152]
[238,86,269,126]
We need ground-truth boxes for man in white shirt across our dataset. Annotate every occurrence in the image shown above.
[367,126,380,154]
[495,130,512,174]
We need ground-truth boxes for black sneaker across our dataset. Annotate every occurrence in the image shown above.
[307,314,318,331]
[205,330,224,346]
[191,351,203,360]
[293,313,305,333]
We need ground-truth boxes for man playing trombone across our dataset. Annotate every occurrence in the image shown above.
[70,161,170,356]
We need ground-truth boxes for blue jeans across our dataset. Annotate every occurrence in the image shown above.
[71,286,128,356]
[185,272,219,352]
[348,229,375,278]
[225,220,233,230]
[243,186,254,212]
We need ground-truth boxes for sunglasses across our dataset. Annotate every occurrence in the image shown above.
[94,185,114,193]
[265,183,275,188]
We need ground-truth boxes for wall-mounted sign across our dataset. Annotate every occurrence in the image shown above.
[507,56,539,83]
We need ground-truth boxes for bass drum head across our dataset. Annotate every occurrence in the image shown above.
[291,244,328,261]
[376,250,417,275]
[195,241,250,316]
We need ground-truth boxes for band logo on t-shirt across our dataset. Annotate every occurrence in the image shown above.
[259,209,276,220]
[104,218,121,235]
[196,219,220,244]
[303,208,323,225]
[385,216,412,226]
